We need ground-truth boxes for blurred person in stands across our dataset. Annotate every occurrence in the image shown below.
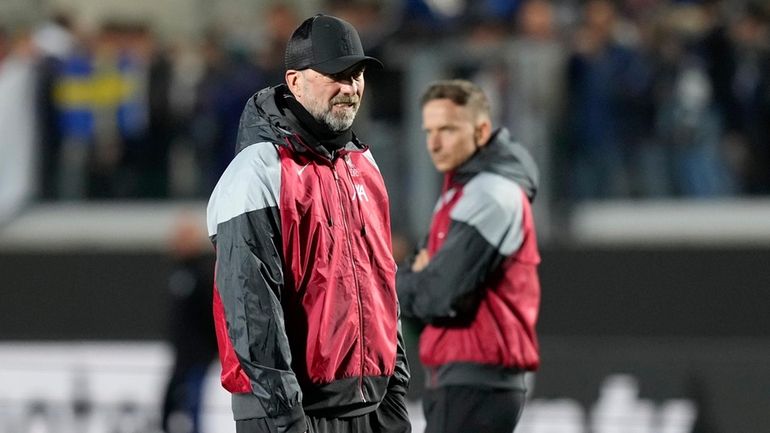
[53,21,94,199]
[53,22,132,200]
[33,11,75,200]
[53,21,154,199]
[188,28,229,195]
[324,3,399,136]
[206,14,410,433]
[161,215,217,433]
[648,2,736,196]
[118,23,175,199]
[91,21,145,198]
[397,79,541,433]
[0,27,38,225]
[655,47,735,196]
[192,28,267,195]
[565,0,644,199]
[257,4,300,85]
[507,0,566,239]
[726,2,770,194]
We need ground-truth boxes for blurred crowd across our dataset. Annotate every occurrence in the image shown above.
[0,0,769,221]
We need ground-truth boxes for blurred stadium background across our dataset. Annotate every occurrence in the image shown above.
[1,0,770,432]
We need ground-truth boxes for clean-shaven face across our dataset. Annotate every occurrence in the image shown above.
[298,65,365,132]
[422,98,480,173]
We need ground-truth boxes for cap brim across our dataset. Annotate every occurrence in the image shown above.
[310,55,383,74]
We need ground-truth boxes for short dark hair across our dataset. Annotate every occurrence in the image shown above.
[420,79,491,120]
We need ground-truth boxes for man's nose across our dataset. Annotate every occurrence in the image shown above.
[337,79,358,94]
[428,135,441,151]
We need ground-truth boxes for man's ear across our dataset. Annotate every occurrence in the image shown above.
[285,70,301,97]
[475,118,493,148]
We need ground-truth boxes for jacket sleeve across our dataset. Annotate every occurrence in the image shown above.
[397,177,526,325]
[208,143,306,433]
[374,307,411,432]
[389,307,411,396]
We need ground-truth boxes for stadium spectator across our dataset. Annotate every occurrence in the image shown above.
[565,0,643,199]
[33,12,75,200]
[256,3,299,86]
[726,2,770,193]
[161,214,217,433]
[190,28,267,195]
[118,23,175,199]
[506,0,566,238]
[655,48,735,196]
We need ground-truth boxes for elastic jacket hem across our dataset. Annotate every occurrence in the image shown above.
[425,362,527,391]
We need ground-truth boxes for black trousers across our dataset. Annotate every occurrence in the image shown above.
[236,393,411,433]
[235,412,386,433]
[423,385,526,433]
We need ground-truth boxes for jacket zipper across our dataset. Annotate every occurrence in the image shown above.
[331,164,367,403]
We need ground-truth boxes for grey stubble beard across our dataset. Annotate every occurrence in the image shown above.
[302,81,359,132]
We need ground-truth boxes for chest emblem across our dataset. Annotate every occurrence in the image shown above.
[344,155,361,177]
[352,184,369,202]
[296,163,310,176]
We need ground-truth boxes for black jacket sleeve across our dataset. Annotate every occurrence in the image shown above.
[210,144,306,433]
[389,307,411,396]
[374,309,411,432]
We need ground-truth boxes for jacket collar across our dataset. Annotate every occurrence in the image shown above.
[451,127,540,201]
[239,84,366,163]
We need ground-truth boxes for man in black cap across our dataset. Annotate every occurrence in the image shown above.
[206,14,411,433]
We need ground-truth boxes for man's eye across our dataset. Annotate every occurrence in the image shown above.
[330,68,365,81]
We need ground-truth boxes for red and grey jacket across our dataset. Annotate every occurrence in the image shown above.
[207,85,409,432]
[397,127,540,390]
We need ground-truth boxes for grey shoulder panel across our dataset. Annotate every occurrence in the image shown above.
[207,142,281,237]
[450,172,525,256]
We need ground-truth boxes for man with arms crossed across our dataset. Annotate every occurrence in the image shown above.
[398,79,541,433]
[207,14,410,433]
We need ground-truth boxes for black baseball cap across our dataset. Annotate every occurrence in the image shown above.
[285,14,383,74]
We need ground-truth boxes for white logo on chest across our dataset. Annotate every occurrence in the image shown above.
[344,155,361,177]
[352,184,369,202]
[296,163,309,176]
